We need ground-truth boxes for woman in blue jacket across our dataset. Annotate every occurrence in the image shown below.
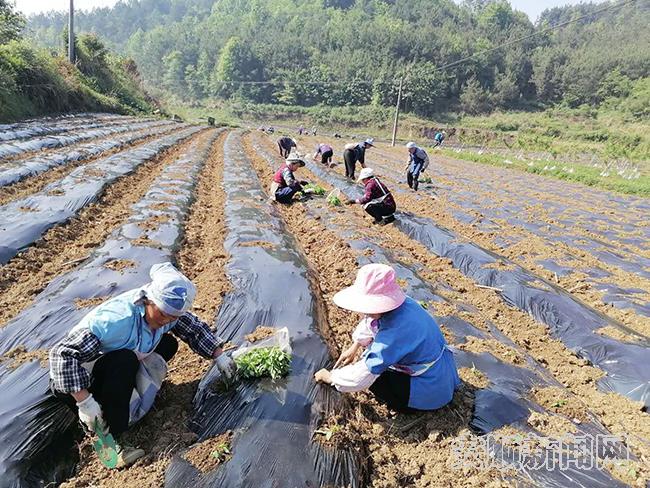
[314,263,460,412]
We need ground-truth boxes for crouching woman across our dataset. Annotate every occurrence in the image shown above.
[314,264,460,412]
[49,263,236,468]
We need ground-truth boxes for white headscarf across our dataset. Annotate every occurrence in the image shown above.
[143,263,196,316]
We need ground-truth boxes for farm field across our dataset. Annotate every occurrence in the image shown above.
[0,117,648,487]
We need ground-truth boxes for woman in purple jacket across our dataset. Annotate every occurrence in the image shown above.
[347,167,396,225]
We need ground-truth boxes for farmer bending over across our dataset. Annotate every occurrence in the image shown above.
[433,130,446,147]
[314,264,460,413]
[405,141,429,191]
[270,153,309,204]
[277,135,297,158]
[49,263,236,468]
[347,167,396,225]
[343,138,373,179]
[313,143,334,166]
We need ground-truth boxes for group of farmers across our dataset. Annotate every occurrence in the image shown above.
[48,132,458,470]
[272,134,439,225]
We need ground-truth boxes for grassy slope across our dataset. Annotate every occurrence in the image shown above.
[0,37,157,122]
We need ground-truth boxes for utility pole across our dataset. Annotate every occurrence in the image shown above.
[391,77,403,147]
[68,0,75,63]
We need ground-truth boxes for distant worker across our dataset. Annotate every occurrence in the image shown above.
[277,135,297,158]
[270,153,309,204]
[49,263,236,469]
[343,138,374,180]
[347,167,396,226]
[313,143,334,166]
[405,141,430,191]
[312,127,317,136]
[314,263,460,413]
[433,130,446,147]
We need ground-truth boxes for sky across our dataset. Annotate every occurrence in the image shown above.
[14,0,607,21]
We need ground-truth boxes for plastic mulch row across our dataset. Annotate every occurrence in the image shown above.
[165,131,362,488]
[366,149,650,315]
[371,146,650,281]
[253,137,637,485]
[0,128,221,487]
[277,141,650,409]
[0,116,155,159]
[0,120,179,187]
[0,113,128,142]
[0,125,202,265]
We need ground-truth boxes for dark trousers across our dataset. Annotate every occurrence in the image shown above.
[278,143,291,158]
[343,149,357,178]
[320,150,333,165]
[365,202,396,223]
[54,334,178,435]
[275,186,299,204]
[369,370,417,413]
[407,162,424,191]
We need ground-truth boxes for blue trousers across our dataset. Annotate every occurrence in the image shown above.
[407,162,424,191]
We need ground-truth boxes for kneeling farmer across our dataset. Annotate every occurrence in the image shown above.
[49,263,236,468]
[347,167,396,225]
[270,153,308,204]
[315,264,460,412]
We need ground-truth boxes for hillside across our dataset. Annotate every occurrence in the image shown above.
[27,0,650,117]
[0,0,157,122]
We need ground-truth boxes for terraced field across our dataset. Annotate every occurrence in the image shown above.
[1,119,647,487]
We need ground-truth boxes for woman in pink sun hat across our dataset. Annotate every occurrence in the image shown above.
[314,263,460,412]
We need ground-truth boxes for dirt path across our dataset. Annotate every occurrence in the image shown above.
[0,124,181,206]
[60,130,232,487]
[0,130,208,328]
[249,132,650,486]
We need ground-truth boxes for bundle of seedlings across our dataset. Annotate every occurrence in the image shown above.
[232,327,292,381]
[235,346,291,380]
[303,183,326,195]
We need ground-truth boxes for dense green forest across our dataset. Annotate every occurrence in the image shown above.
[27,0,649,118]
[0,0,155,121]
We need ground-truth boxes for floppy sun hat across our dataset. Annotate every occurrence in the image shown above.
[357,167,374,181]
[286,153,306,166]
[364,138,375,147]
[333,263,406,314]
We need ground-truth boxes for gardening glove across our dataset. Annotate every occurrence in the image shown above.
[215,353,237,381]
[300,180,309,186]
[77,394,104,433]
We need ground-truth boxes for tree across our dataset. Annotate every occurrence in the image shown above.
[162,50,185,95]
[213,36,264,101]
[0,0,24,44]
[597,69,632,103]
[492,71,519,108]
[460,77,491,114]
[403,63,450,117]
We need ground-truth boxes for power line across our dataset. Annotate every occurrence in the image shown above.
[432,0,641,74]
[140,0,640,87]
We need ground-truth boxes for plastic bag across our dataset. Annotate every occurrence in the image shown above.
[231,327,291,360]
[129,353,169,425]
